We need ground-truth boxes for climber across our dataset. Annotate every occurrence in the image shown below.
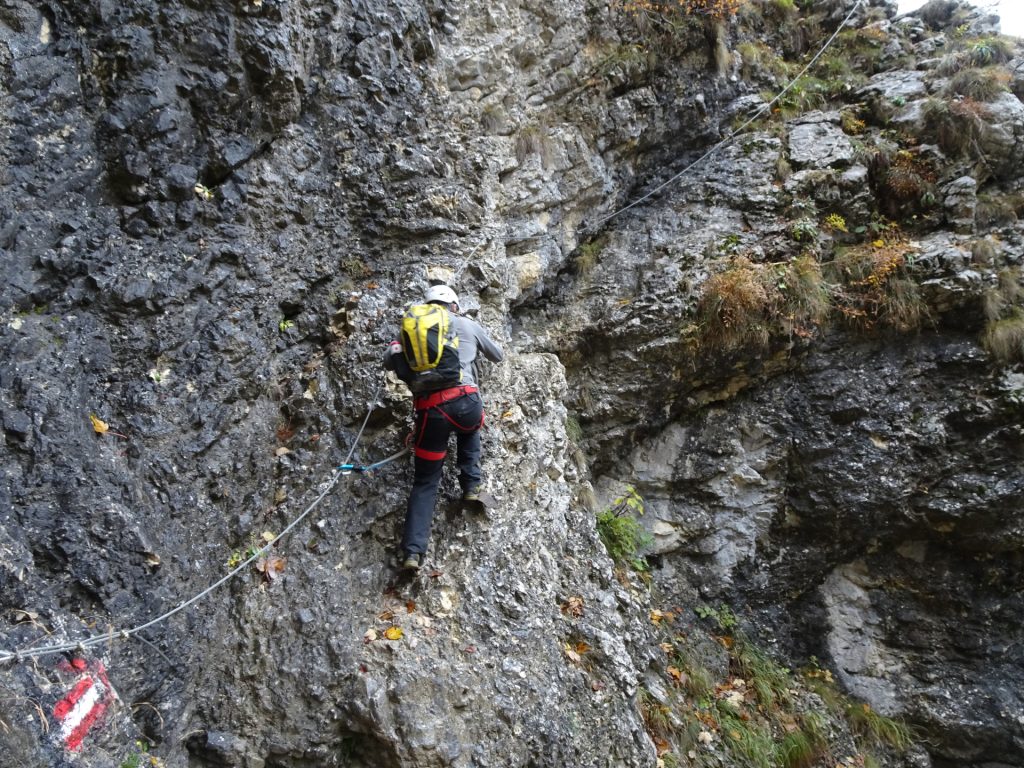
[384,284,504,571]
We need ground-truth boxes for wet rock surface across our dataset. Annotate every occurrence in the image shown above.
[1,0,1023,766]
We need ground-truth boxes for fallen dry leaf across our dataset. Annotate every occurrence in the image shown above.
[89,414,109,434]
[256,555,286,581]
[653,736,670,756]
[384,626,404,641]
[561,595,584,617]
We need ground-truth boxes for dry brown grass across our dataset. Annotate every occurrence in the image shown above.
[695,253,833,351]
[696,256,781,351]
[831,237,927,332]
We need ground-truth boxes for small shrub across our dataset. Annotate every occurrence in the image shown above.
[790,217,819,243]
[831,237,927,332]
[870,148,938,216]
[885,277,925,333]
[941,36,1017,74]
[620,0,744,21]
[883,151,937,201]
[823,213,848,233]
[921,96,987,157]
[774,76,830,117]
[983,310,1024,363]
[967,36,1015,67]
[983,283,1006,323]
[840,109,866,135]
[120,741,164,768]
[595,43,655,85]
[815,51,852,81]
[575,237,606,274]
[800,709,830,744]
[677,657,716,699]
[945,66,1011,101]
[695,254,832,351]
[596,485,651,570]
[696,256,780,351]
[695,603,738,631]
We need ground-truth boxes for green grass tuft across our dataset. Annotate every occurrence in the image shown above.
[945,66,1011,101]
[846,702,915,750]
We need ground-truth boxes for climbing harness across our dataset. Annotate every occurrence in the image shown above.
[0,380,392,665]
[413,384,479,411]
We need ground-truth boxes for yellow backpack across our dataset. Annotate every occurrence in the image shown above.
[400,304,462,392]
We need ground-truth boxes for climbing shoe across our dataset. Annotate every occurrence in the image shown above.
[461,487,495,513]
[401,551,423,571]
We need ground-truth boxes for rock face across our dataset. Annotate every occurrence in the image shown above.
[1,0,1023,766]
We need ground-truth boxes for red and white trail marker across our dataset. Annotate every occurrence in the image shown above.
[52,659,117,752]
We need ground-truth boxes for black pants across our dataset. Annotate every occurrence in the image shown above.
[402,393,483,556]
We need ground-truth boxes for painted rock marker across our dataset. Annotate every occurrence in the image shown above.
[52,658,117,752]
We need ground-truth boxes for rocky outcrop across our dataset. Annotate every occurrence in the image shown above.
[1,0,1022,766]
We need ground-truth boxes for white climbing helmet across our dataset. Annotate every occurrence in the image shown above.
[425,284,459,306]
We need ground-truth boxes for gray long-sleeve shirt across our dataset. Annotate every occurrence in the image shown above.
[384,310,504,388]
[450,314,504,387]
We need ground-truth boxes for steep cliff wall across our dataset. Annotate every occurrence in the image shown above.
[1,0,1021,766]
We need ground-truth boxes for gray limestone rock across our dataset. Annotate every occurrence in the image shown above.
[788,111,855,169]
